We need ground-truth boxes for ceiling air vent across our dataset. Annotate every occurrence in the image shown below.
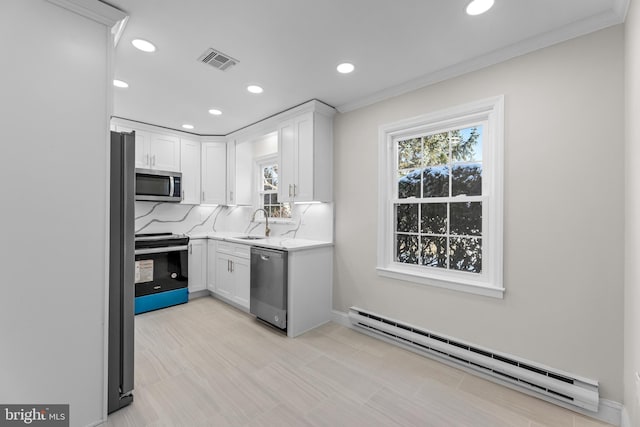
[197,48,238,71]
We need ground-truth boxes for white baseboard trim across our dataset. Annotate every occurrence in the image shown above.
[621,406,631,427]
[188,289,210,300]
[598,399,623,426]
[331,308,623,426]
[208,291,250,314]
[331,309,351,327]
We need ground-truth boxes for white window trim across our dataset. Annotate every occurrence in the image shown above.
[254,154,294,223]
[377,96,505,298]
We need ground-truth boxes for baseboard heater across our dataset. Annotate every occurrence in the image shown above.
[348,307,599,412]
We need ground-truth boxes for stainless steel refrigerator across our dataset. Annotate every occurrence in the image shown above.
[108,131,135,413]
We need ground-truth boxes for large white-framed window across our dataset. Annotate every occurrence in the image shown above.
[377,96,504,298]
[255,154,292,220]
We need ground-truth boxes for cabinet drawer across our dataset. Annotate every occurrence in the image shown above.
[216,241,250,259]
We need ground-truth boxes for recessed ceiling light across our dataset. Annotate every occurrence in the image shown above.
[131,38,156,53]
[113,79,129,88]
[182,124,194,130]
[337,62,355,74]
[208,109,222,116]
[466,0,494,15]
[247,85,263,94]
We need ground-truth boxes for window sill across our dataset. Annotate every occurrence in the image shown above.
[376,266,504,299]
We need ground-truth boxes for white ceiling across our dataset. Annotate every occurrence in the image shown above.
[109,0,628,136]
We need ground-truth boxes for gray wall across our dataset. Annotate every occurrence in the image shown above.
[625,0,640,423]
[0,1,110,425]
[333,26,624,402]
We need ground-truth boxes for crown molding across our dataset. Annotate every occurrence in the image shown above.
[46,0,126,26]
[337,5,626,114]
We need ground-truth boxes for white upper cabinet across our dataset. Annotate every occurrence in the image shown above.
[202,139,252,206]
[134,131,152,169]
[150,133,181,171]
[115,124,180,172]
[113,99,335,208]
[226,140,236,205]
[201,141,227,205]
[115,125,151,169]
[180,138,201,204]
[226,139,253,206]
[278,107,334,203]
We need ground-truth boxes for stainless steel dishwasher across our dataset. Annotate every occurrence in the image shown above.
[250,246,288,330]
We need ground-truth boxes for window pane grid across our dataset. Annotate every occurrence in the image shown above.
[394,125,483,274]
[259,162,291,219]
[394,200,483,272]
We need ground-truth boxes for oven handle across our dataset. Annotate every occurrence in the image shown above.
[135,245,189,255]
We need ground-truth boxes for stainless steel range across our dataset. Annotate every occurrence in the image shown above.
[134,233,189,314]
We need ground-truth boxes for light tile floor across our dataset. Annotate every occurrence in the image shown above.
[104,297,614,427]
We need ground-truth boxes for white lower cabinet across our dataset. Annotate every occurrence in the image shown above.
[201,238,333,334]
[187,239,207,295]
[287,246,332,337]
[212,241,250,310]
[207,240,217,292]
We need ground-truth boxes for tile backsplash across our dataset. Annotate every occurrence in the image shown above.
[134,202,334,241]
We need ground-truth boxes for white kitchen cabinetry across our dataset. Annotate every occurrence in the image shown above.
[207,240,217,292]
[218,140,253,206]
[115,125,180,172]
[213,241,250,310]
[148,133,181,171]
[278,107,334,203]
[226,140,236,205]
[287,246,333,337]
[200,238,333,335]
[201,141,227,205]
[115,125,151,169]
[232,140,254,205]
[187,239,207,296]
[201,140,251,206]
[180,138,201,204]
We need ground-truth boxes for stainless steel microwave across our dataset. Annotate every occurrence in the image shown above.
[135,168,182,202]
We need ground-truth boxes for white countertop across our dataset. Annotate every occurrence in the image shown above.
[187,232,333,251]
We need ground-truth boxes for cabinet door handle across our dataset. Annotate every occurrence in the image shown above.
[189,244,192,255]
[293,184,297,197]
[230,191,234,202]
[231,260,234,273]
[145,154,149,166]
[288,184,292,198]
[202,191,205,201]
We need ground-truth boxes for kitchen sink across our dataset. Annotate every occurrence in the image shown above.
[236,236,265,240]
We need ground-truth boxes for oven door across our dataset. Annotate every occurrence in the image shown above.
[134,246,188,296]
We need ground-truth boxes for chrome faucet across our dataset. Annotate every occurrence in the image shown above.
[251,208,271,237]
